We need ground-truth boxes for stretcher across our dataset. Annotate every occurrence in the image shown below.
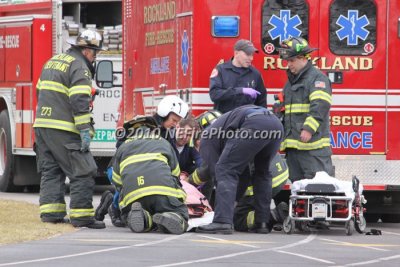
[283,172,367,235]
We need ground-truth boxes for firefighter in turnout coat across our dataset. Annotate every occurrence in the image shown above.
[112,120,189,235]
[34,29,105,228]
[278,37,334,182]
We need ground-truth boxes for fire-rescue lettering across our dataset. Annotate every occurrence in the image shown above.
[264,56,373,71]
[143,1,176,24]
[330,116,373,126]
[146,29,174,46]
[0,35,20,49]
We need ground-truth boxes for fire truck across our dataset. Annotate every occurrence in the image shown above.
[96,0,400,222]
[0,0,122,192]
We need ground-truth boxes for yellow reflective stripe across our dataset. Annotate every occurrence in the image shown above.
[309,90,332,104]
[191,169,203,185]
[120,186,186,209]
[69,208,95,218]
[112,171,122,185]
[189,138,194,147]
[304,116,319,132]
[272,169,289,188]
[172,164,181,177]
[120,153,168,173]
[74,114,91,125]
[144,209,153,231]
[40,203,66,214]
[281,137,331,150]
[33,118,79,134]
[246,210,255,228]
[244,186,254,196]
[284,104,310,113]
[36,78,41,89]
[69,85,91,97]
[37,80,69,95]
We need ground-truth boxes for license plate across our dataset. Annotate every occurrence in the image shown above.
[312,203,327,218]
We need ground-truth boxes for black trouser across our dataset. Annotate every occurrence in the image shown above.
[120,195,189,224]
[212,114,283,224]
[35,128,97,224]
[286,148,333,182]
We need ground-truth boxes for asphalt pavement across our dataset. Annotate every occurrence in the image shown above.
[0,191,399,267]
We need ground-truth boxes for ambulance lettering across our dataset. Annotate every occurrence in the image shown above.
[150,56,170,74]
[330,131,373,149]
[330,115,374,149]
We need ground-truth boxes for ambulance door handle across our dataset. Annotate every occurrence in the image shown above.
[326,71,343,84]
[179,89,183,100]
[398,17,400,37]
[186,89,189,102]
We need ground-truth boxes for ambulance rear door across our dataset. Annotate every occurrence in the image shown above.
[319,0,385,156]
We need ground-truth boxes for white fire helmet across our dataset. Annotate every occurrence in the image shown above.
[156,95,189,119]
[69,29,104,50]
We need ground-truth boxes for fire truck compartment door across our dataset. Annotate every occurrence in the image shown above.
[5,25,32,82]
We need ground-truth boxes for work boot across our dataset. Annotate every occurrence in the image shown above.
[72,220,106,229]
[196,222,233,234]
[108,205,125,227]
[249,222,272,234]
[41,217,70,224]
[152,212,188,235]
[127,202,152,233]
[95,190,113,221]
[270,202,289,231]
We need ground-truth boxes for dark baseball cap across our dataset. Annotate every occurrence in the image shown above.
[234,39,258,55]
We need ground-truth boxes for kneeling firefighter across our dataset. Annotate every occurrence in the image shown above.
[111,116,189,234]
[95,95,189,230]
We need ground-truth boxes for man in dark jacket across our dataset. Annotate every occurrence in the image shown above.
[209,39,267,114]
[34,29,105,228]
[278,37,333,182]
[196,105,283,234]
[172,117,202,176]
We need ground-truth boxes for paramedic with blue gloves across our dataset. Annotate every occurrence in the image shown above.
[196,105,283,234]
[209,39,267,114]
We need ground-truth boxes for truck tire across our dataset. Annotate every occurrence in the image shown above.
[0,110,19,192]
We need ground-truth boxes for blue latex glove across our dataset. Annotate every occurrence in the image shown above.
[79,129,91,152]
[242,87,261,99]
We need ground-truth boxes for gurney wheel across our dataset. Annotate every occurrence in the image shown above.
[283,217,295,234]
[295,221,309,232]
[354,215,366,234]
[345,219,354,236]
